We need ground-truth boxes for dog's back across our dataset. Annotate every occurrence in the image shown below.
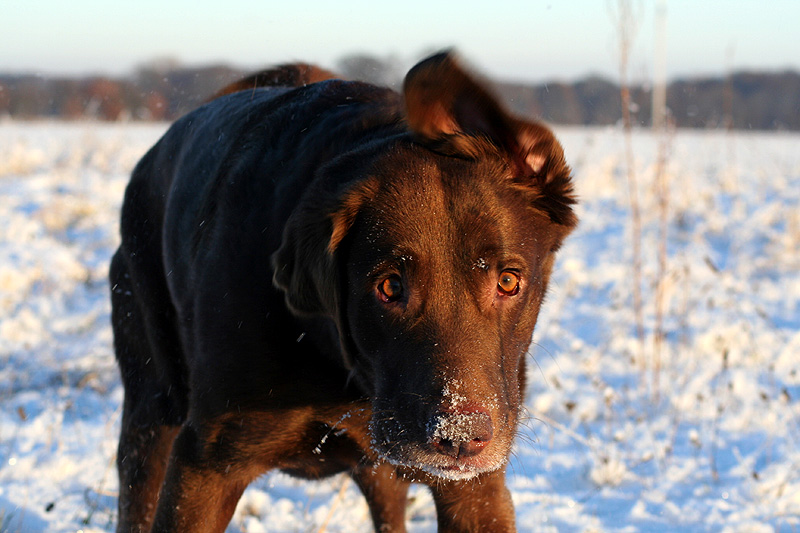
[210,63,339,100]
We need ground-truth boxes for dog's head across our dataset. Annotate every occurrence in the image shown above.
[273,52,576,480]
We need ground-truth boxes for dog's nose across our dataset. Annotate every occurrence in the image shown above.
[427,409,493,459]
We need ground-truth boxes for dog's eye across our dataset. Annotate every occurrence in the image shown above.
[378,275,404,302]
[497,270,520,296]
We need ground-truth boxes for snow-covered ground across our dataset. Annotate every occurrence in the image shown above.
[0,120,798,532]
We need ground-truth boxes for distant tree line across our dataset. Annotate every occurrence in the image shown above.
[497,71,800,130]
[1,55,798,130]
[0,64,243,121]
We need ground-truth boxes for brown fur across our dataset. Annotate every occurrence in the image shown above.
[111,51,576,532]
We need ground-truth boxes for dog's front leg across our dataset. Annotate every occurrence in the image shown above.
[428,468,516,533]
[149,423,250,533]
[351,463,410,532]
[116,424,181,533]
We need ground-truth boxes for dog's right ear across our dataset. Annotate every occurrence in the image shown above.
[272,177,376,370]
[271,177,377,317]
[271,201,337,317]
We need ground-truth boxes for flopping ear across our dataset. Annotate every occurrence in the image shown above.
[404,51,577,228]
[272,178,376,317]
[404,51,513,146]
[271,176,377,369]
[271,207,336,317]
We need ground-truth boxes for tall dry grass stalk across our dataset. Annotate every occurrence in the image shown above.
[610,0,645,373]
[650,0,671,403]
[317,475,355,533]
[652,120,674,402]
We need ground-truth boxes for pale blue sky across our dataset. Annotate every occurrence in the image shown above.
[3,0,799,82]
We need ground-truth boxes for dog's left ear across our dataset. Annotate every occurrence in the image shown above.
[404,51,577,228]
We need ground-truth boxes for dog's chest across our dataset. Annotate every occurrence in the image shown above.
[277,412,374,479]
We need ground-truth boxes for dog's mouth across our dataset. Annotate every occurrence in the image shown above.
[428,461,501,481]
[371,439,507,481]
[369,413,510,481]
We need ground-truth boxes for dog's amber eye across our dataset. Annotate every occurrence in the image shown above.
[497,271,520,296]
[378,275,403,302]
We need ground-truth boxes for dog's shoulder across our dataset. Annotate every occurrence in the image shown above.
[142,77,403,194]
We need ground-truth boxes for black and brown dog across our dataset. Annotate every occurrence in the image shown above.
[110,52,577,532]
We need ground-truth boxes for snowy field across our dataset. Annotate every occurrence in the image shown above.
[0,120,798,532]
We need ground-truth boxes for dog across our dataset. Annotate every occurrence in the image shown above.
[110,51,577,532]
